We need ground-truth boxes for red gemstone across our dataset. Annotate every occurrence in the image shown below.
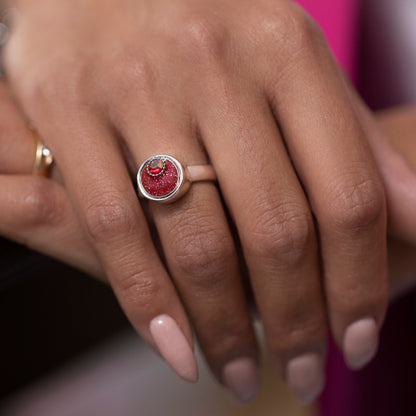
[141,159,179,198]
[148,158,164,176]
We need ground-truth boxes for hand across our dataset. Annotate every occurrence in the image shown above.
[3,0,389,403]
[4,103,416,300]
[5,96,416,298]
[0,81,102,278]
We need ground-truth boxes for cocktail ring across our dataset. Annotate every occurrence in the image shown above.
[137,155,217,203]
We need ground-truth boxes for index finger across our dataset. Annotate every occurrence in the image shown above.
[32,112,199,382]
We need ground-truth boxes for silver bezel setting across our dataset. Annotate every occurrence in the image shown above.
[137,154,184,202]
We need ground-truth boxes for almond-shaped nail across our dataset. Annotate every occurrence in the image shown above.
[222,357,259,403]
[343,317,378,370]
[149,314,198,382]
[286,353,325,404]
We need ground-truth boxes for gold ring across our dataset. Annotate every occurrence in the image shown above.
[32,129,54,176]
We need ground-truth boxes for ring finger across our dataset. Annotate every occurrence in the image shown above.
[116,101,260,403]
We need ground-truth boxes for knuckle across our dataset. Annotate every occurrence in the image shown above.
[252,1,322,55]
[114,270,161,307]
[85,194,137,242]
[107,48,156,98]
[268,316,326,357]
[332,277,388,319]
[169,218,235,289]
[23,59,94,116]
[324,176,385,232]
[178,15,227,62]
[198,318,254,362]
[247,202,314,265]
[21,179,64,226]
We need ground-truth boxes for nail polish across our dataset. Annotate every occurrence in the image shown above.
[223,357,259,403]
[343,317,378,370]
[149,314,198,382]
[286,353,325,404]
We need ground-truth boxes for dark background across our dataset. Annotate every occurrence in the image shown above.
[0,238,129,402]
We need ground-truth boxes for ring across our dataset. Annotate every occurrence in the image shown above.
[137,155,216,203]
[32,129,54,176]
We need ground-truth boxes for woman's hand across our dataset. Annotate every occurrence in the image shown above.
[0,81,102,277]
[4,105,416,303]
[4,88,416,405]
[2,0,389,403]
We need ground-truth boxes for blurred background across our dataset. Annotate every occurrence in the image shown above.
[0,239,315,416]
[1,0,416,414]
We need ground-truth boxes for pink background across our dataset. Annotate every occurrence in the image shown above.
[295,0,360,78]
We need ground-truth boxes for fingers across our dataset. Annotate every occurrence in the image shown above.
[115,102,259,402]
[262,11,388,369]
[0,174,103,279]
[155,183,259,401]
[0,81,100,276]
[0,79,199,383]
[1,0,390,399]
[353,98,416,244]
[0,80,97,277]
[195,79,327,403]
[31,115,198,382]
[349,99,416,299]
[189,2,387,398]
[0,81,62,182]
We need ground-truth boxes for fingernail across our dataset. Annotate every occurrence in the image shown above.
[149,314,198,382]
[286,353,325,404]
[343,317,379,370]
[222,357,259,403]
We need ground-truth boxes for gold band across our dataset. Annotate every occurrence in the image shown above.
[32,130,54,176]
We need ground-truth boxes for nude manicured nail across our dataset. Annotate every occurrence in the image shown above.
[343,317,379,370]
[149,314,198,382]
[286,353,325,404]
[223,357,259,403]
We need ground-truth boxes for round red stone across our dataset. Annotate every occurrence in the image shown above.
[148,158,164,176]
[141,159,179,198]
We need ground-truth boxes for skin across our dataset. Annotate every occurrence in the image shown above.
[3,99,416,299]
[2,86,416,396]
[0,0,392,396]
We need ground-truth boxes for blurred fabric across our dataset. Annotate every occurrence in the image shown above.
[1,323,315,416]
[361,0,416,108]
